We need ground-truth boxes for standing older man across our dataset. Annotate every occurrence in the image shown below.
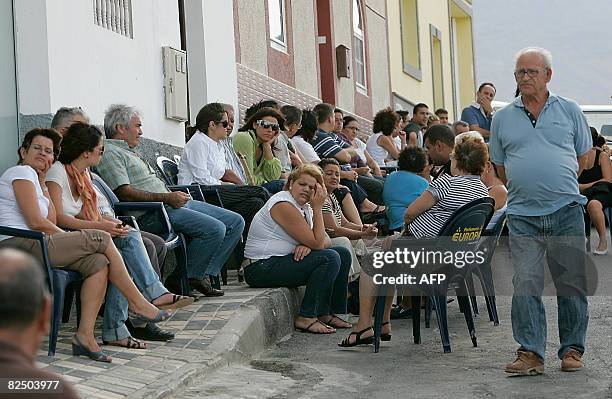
[96,104,244,297]
[491,47,591,375]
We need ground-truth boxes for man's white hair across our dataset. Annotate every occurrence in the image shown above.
[515,47,553,69]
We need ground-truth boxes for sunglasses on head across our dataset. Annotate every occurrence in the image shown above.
[217,120,230,128]
[256,119,280,132]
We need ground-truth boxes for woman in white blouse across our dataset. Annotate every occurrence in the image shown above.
[243,164,352,334]
[0,129,170,362]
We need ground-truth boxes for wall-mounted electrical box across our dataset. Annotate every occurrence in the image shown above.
[162,46,188,122]
[336,44,351,78]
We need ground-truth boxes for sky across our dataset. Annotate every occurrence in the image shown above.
[472,0,612,105]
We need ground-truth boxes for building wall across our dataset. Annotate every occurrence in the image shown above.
[388,0,473,121]
[332,0,355,113]
[291,0,320,98]
[365,0,391,114]
[14,0,185,146]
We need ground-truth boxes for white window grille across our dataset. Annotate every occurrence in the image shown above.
[93,0,133,38]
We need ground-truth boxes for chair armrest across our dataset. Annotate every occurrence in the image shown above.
[168,185,205,202]
[113,202,173,237]
[0,226,54,292]
[200,187,224,208]
[117,216,139,230]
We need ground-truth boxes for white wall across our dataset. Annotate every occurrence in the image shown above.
[0,0,19,172]
[15,0,185,146]
[184,0,238,120]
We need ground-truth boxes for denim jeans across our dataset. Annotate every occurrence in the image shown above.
[261,179,286,195]
[102,229,168,341]
[166,200,244,279]
[244,246,351,317]
[508,202,589,360]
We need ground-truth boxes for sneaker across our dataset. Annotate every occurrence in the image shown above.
[505,350,544,375]
[561,349,583,372]
[390,306,412,319]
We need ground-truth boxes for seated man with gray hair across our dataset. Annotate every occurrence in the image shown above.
[452,120,470,136]
[0,248,80,398]
[96,104,244,297]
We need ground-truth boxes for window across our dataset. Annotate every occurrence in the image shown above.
[93,0,133,38]
[268,0,286,50]
[353,0,367,92]
[400,0,421,80]
[430,24,444,110]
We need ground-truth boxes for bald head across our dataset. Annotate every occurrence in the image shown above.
[0,248,49,329]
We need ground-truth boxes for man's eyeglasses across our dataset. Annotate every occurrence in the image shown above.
[256,120,280,132]
[514,68,547,79]
[217,120,230,128]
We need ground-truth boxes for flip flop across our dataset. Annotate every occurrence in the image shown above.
[295,320,335,334]
[157,294,194,310]
[103,336,147,349]
[321,314,352,329]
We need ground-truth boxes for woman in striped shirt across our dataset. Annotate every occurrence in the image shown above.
[404,137,490,237]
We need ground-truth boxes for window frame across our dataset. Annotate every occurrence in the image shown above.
[399,0,422,81]
[353,0,367,94]
[268,0,287,52]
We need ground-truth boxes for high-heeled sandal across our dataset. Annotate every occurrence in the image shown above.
[338,326,374,347]
[129,309,172,325]
[381,321,391,342]
[72,335,112,363]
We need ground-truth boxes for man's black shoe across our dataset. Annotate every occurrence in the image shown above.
[189,278,224,297]
[127,321,175,341]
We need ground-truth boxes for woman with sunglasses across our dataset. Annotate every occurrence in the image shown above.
[0,128,170,363]
[234,108,286,194]
[178,102,269,241]
[45,122,192,350]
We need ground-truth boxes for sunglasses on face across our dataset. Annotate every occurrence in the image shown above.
[217,120,230,128]
[256,120,280,132]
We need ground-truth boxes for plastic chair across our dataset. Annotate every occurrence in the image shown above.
[466,213,507,325]
[372,197,495,353]
[90,173,191,295]
[0,226,83,356]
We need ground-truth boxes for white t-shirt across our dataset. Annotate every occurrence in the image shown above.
[291,136,320,163]
[0,165,49,241]
[365,133,388,167]
[354,138,368,164]
[178,132,227,185]
[244,191,314,260]
[45,162,83,217]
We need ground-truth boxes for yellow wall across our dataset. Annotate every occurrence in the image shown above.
[388,0,475,120]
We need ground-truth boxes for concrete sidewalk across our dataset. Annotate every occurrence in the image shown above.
[36,273,302,399]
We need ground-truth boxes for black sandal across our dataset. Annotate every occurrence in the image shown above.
[321,315,352,329]
[103,336,147,349]
[295,320,334,334]
[338,326,374,347]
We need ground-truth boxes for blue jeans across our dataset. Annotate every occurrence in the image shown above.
[166,200,244,279]
[508,202,589,360]
[244,246,351,317]
[262,179,286,195]
[103,229,168,341]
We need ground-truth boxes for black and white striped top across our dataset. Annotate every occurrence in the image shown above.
[408,174,489,238]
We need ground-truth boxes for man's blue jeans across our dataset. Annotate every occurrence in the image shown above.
[103,229,168,341]
[166,200,244,279]
[508,202,589,360]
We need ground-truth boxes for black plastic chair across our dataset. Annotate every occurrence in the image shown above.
[372,197,495,353]
[90,173,190,295]
[466,212,507,325]
[156,156,224,207]
[0,226,82,356]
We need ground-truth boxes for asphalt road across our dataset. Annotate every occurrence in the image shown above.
[179,247,612,399]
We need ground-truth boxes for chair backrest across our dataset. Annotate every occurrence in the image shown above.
[437,197,495,250]
[479,212,507,264]
[91,173,120,205]
[156,156,179,186]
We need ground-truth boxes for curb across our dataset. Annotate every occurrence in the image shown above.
[128,286,303,399]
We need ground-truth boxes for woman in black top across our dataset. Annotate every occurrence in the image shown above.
[578,128,612,254]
